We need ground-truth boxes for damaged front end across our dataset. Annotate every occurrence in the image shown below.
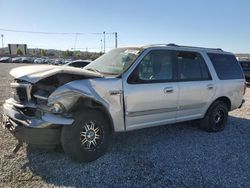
[1,65,102,151]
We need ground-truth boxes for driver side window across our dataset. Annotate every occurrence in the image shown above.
[129,50,175,84]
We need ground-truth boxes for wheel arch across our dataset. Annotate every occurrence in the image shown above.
[214,96,231,111]
[205,96,231,117]
[70,97,115,132]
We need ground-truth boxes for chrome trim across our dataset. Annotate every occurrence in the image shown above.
[126,107,178,117]
[6,98,36,108]
[33,94,48,100]
[126,103,207,117]
[10,82,30,88]
[42,113,74,125]
[178,103,207,110]
[3,102,74,128]
[3,102,50,128]
[10,82,33,102]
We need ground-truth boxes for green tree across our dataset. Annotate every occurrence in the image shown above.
[63,50,74,58]
[16,48,23,55]
[40,49,46,56]
[32,49,36,56]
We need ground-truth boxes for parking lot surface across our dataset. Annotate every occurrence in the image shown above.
[0,63,249,187]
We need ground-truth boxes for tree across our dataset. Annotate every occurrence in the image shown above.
[16,48,23,55]
[32,49,36,56]
[62,50,74,58]
[40,49,46,56]
[74,51,81,59]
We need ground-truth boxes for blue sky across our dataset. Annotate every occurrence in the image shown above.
[0,0,250,53]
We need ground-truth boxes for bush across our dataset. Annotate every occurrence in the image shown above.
[16,48,23,55]
[40,49,46,56]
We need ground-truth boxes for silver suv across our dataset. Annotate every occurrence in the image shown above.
[1,44,246,162]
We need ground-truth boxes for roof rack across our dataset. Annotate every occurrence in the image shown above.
[167,43,223,51]
[145,43,223,51]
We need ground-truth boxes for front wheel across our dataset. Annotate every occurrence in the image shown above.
[61,110,111,162]
[200,101,228,132]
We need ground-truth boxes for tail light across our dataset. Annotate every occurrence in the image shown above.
[243,82,247,96]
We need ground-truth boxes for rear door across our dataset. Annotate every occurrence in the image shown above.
[176,51,216,121]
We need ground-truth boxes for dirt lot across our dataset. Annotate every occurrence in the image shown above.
[0,63,249,188]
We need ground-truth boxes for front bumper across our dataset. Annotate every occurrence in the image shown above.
[1,99,74,146]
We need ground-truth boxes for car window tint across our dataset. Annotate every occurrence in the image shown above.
[177,52,204,81]
[208,53,244,80]
[70,61,88,67]
[74,62,84,67]
[138,50,174,82]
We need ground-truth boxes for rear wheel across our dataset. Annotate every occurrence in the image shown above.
[61,110,111,162]
[200,101,228,132]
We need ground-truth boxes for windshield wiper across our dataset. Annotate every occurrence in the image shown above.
[85,68,119,76]
[85,68,103,75]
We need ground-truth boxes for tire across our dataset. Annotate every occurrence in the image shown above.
[61,110,111,162]
[200,101,228,132]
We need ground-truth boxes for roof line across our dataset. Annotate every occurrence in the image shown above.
[145,43,223,51]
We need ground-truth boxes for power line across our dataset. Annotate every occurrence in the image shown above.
[0,28,80,35]
[0,28,119,50]
[0,28,117,36]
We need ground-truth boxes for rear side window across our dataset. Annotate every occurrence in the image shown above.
[177,51,211,81]
[208,53,244,80]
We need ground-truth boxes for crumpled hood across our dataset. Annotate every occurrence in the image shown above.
[10,65,102,83]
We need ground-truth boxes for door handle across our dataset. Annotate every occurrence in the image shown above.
[164,87,174,93]
[207,84,214,90]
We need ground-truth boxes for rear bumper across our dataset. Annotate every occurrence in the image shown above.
[238,99,245,109]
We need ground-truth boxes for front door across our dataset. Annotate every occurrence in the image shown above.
[123,49,179,131]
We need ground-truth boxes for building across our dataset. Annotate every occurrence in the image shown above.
[8,44,27,55]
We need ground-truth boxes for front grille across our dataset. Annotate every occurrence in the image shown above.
[11,81,32,103]
[12,87,28,103]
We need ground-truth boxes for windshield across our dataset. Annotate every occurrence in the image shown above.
[84,48,142,75]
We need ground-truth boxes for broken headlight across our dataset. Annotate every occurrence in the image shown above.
[49,102,65,114]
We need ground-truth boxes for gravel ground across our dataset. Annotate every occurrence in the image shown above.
[0,63,249,188]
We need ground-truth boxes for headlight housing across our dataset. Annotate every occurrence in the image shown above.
[49,102,65,114]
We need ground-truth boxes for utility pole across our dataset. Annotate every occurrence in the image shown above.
[100,39,103,53]
[73,33,78,49]
[115,32,118,48]
[1,34,4,48]
[103,31,106,53]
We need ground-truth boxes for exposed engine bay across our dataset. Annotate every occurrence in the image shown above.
[31,73,87,99]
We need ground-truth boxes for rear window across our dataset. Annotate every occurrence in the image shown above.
[207,53,244,80]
